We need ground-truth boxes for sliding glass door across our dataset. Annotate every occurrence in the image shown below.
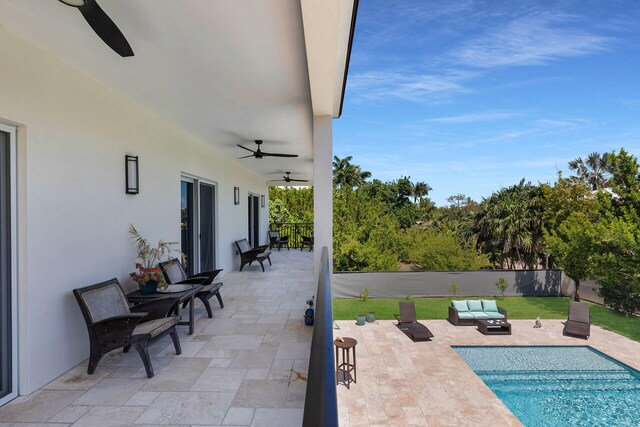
[180,180,195,276]
[199,183,215,272]
[181,177,216,276]
[0,124,16,405]
[247,194,259,247]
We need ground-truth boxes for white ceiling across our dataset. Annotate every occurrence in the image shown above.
[0,0,317,183]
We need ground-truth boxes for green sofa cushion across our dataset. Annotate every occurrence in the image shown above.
[467,300,483,312]
[457,312,475,319]
[481,300,499,312]
[471,312,490,319]
[452,300,469,312]
[489,312,506,319]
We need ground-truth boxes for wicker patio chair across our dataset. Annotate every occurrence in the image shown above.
[563,300,591,339]
[394,301,434,341]
[159,259,224,318]
[235,238,272,271]
[268,230,290,251]
[73,278,181,378]
[300,235,314,252]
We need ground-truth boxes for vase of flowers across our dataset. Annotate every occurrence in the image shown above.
[128,224,178,294]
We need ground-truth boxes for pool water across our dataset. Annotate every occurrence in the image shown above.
[452,346,640,427]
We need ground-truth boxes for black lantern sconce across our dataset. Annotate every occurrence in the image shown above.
[125,155,139,194]
[261,194,265,208]
[234,186,240,205]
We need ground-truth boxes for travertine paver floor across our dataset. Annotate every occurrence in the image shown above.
[335,318,640,427]
[0,250,315,427]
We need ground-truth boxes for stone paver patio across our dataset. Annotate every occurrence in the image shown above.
[0,250,315,427]
[335,318,640,426]
[4,250,640,427]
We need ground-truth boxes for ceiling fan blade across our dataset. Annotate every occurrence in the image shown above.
[76,0,134,57]
[237,155,255,159]
[236,144,256,153]
[289,179,309,182]
[261,152,299,158]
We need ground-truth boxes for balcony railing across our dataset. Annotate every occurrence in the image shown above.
[303,246,338,427]
[269,222,313,248]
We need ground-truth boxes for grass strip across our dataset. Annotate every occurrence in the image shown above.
[332,296,640,342]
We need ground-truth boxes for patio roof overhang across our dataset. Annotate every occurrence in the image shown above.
[0,0,357,186]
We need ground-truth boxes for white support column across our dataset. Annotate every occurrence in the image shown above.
[313,116,333,277]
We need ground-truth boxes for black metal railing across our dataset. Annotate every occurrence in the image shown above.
[269,222,313,248]
[303,247,338,427]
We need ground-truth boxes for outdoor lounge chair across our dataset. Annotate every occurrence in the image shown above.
[159,259,224,318]
[235,238,272,271]
[268,230,290,251]
[394,301,434,341]
[73,278,181,378]
[563,300,591,339]
[300,235,314,251]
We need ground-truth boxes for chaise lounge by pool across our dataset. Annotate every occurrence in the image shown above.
[453,346,640,427]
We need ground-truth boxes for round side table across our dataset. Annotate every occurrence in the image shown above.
[334,337,357,389]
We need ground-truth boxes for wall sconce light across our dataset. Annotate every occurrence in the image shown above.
[261,194,265,208]
[234,187,240,205]
[125,155,139,194]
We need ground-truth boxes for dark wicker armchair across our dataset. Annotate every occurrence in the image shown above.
[73,278,181,378]
[300,235,314,252]
[268,230,290,251]
[159,259,224,318]
[563,301,591,338]
[235,239,272,271]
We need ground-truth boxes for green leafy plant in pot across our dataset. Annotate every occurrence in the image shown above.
[129,224,179,294]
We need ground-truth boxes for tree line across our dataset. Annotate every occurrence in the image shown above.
[269,149,640,315]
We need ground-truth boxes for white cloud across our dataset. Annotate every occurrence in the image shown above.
[427,111,521,123]
[347,70,475,103]
[451,13,614,68]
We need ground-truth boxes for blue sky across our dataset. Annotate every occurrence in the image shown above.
[333,0,640,206]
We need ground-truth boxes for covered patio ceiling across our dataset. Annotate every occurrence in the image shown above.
[0,0,355,185]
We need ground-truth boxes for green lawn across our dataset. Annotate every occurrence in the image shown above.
[332,296,640,342]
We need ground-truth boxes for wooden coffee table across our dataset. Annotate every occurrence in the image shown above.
[477,319,511,335]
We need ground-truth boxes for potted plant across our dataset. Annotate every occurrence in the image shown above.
[128,224,178,294]
[356,313,366,326]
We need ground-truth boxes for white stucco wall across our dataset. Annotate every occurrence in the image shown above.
[313,116,333,276]
[0,27,270,393]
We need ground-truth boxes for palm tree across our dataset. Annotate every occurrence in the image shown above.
[413,181,432,203]
[332,155,370,188]
[568,152,611,191]
[475,180,544,269]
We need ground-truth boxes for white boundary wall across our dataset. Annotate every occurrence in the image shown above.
[333,270,564,299]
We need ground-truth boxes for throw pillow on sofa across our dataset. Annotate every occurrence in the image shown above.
[452,300,469,312]
[467,300,483,312]
[481,300,499,312]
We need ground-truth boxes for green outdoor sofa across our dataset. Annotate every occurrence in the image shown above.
[448,299,507,326]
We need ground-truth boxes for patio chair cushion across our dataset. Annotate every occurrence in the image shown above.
[467,300,483,312]
[457,312,475,319]
[471,312,490,319]
[452,300,469,312]
[481,300,499,313]
[162,260,186,285]
[488,312,505,319]
[132,316,179,339]
[83,284,130,323]
[202,282,223,294]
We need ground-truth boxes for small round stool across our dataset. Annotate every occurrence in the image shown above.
[334,337,357,389]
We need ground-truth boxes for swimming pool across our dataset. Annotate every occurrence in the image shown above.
[452,346,640,427]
